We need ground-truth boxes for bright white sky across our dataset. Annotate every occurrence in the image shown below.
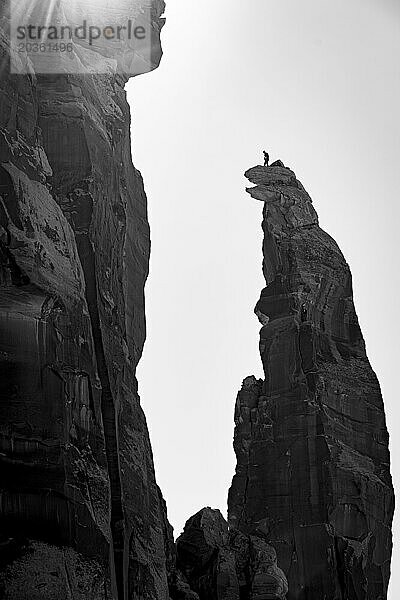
[127,1,400,595]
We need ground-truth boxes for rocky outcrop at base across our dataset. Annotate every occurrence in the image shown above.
[172,507,288,600]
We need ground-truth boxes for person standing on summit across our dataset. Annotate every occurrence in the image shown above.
[263,151,269,166]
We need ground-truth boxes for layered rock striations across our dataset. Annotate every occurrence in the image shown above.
[227,161,394,599]
[0,1,170,598]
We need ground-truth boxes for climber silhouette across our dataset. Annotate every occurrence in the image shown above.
[263,151,269,167]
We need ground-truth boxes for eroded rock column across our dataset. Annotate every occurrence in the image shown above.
[228,161,394,599]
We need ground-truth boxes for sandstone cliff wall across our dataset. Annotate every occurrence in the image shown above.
[0,2,170,598]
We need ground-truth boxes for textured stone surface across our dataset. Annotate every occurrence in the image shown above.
[0,1,170,598]
[176,508,239,600]
[174,508,287,600]
[228,163,394,599]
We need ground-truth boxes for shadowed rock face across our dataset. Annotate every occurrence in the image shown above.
[176,508,239,600]
[0,1,170,598]
[173,508,288,600]
[228,162,394,599]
